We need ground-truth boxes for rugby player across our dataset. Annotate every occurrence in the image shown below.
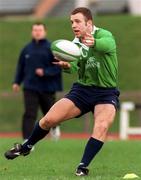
[4,7,120,177]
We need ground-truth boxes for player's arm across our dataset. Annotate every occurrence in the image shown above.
[13,49,25,85]
[12,49,26,92]
[53,60,71,68]
[82,31,116,53]
[93,31,116,53]
[53,59,78,74]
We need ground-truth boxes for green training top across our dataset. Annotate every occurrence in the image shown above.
[64,26,118,88]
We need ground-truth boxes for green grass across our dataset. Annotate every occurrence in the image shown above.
[0,138,141,180]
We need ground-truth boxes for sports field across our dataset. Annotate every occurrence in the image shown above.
[0,138,141,180]
[0,15,141,180]
[1,15,141,133]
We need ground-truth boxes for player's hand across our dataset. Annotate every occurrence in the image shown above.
[35,68,44,77]
[12,84,20,92]
[82,32,95,47]
[53,58,71,69]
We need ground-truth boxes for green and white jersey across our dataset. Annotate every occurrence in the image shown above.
[65,26,118,88]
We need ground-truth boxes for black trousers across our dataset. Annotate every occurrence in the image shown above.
[22,89,56,139]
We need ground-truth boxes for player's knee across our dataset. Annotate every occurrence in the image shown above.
[95,121,110,134]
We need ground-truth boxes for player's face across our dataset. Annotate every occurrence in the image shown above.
[70,13,92,38]
[32,25,46,41]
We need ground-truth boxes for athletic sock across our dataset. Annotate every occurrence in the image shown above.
[22,122,49,152]
[78,137,104,168]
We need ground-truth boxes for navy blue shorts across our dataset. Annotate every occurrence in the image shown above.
[65,83,120,116]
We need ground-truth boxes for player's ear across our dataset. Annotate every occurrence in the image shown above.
[87,20,93,26]
[87,20,93,33]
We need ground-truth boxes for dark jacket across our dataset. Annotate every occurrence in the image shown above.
[14,39,62,92]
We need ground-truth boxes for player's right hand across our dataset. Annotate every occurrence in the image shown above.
[12,84,20,92]
[53,58,71,69]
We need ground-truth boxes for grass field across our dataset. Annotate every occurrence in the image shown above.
[0,138,141,180]
[0,15,141,180]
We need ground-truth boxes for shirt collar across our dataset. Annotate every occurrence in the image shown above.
[32,39,47,44]
[91,25,99,35]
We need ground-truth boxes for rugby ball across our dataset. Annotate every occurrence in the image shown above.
[51,39,80,62]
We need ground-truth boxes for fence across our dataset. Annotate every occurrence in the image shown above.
[120,102,141,140]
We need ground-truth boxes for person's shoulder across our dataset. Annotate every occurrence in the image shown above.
[96,28,113,38]
[24,41,32,48]
[20,41,33,54]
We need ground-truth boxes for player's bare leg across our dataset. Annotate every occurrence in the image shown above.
[4,98,81,160]
[39,98,81,129]
[76,104,116,176]
[92,104,116,140]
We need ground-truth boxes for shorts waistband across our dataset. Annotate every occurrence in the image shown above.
[73,82,118,90]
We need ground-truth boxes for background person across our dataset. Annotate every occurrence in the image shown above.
[12,22,62,140]
[5,8,119,177]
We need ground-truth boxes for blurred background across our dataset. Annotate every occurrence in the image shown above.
[0,0,141,139]
[0,0,141,17]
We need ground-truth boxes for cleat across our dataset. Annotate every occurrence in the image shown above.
[4,143,31,160]
[75,167,89,176]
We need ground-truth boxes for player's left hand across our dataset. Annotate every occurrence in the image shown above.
[53,58,71,69]
[82,33,95,47]
[35,68,44,76]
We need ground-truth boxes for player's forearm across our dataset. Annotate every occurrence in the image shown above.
[63,61,78,74]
